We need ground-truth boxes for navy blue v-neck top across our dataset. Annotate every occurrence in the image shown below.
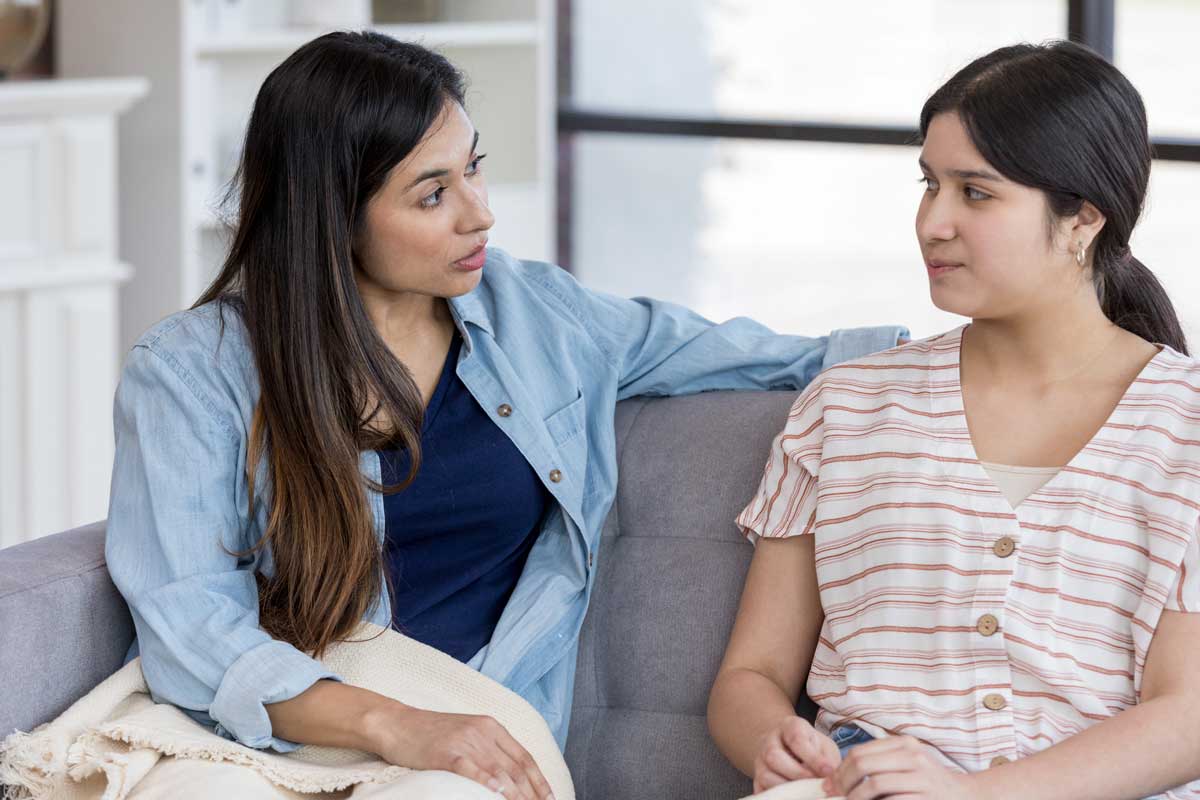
[377,334,551,663]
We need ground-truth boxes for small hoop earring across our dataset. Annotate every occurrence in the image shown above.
[1076,241,1086,267]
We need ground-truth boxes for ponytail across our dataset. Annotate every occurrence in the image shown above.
[1095,248,1188,354]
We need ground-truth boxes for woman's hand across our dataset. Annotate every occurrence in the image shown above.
[823,736,975,800]
[366,703,555,800]
[751,716,842,794]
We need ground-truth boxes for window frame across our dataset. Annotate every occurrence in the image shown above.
[554,0,1200,268]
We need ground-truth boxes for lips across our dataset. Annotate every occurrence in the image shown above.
[926,258,963,277]
[454,244,487,271]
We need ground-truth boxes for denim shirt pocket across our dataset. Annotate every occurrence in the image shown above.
[543,388,585,447]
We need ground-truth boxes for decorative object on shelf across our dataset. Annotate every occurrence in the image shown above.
[290,0,372,29]
[0,0,51,79]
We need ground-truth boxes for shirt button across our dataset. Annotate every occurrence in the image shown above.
[990,755,1011,767]
[993,536,1016,558]
[976,614,999,636]
[549,469,563,483]
[588,550,594,568]
[983,693,1007,711]
[497,404,513,417]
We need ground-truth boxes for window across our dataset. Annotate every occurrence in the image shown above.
[560,0,1200,341]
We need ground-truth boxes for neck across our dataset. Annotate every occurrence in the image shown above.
[964,288,1120,387]
[355,277,454,360]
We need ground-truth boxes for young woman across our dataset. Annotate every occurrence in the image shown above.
[708,40,1200,800]
[102,31,906,800]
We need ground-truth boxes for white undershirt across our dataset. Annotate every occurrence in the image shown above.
[979,461,1062,508]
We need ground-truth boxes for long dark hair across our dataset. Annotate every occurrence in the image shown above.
[194,32,467,657]
[920,40,1187,354]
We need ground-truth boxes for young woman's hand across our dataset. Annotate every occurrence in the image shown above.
[367,704,555,800]
[752,716,842,794]
[823,735,975,799]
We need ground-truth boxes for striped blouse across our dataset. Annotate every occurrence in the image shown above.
[736,324,1200,794]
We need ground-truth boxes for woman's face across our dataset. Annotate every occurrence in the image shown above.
[915,112,1083,320]
[355,100,495,302]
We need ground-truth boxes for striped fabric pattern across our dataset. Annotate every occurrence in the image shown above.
[736,324,1200,794]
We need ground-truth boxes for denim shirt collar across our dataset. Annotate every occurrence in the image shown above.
[448,287,493,347]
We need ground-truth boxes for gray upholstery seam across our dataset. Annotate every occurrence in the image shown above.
[610,533,749,543]
[571,703,708,718]
[579,709,600,798]
[598,396,653,710]
[0,559,108,600]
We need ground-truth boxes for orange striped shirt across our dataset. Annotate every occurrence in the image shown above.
[736,325,1200,795]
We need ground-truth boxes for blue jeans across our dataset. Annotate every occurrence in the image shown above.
[830,724,876,758]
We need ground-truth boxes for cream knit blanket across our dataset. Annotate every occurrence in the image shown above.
[739,779,842,799]
[0,622,573,800]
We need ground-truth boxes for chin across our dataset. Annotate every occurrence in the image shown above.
[929,287,976,318]
[443,269,484,297]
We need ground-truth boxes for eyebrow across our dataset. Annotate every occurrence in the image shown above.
[405,130,480,191]
[918,157,1003,183]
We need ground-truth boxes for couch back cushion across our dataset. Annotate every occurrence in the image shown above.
[0,521,134,739]
[565,391,804,800]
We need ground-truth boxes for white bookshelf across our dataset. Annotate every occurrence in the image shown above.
[0,78,147,548]
[58,0,556,356]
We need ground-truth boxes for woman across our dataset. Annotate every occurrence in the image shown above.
[708,40,1200,800]
[104,31,905,799]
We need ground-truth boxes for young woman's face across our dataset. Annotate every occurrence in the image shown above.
[355,100,495,301]
[915,112,1081,320]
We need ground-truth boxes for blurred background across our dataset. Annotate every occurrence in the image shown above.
[1,0,1198,546]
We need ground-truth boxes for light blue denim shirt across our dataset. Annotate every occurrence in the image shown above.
[105,249,907,753]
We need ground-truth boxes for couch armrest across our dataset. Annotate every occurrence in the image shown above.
[0,521,134,738]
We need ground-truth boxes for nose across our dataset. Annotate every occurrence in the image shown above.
[461,181,495,235]
[915,190,956,245]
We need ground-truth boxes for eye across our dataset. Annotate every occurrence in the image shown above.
[918,175,937,192]
[965,185,991,201]
[466,153,488,176]
[420,186,445,209]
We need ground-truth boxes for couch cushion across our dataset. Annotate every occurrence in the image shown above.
[0,521,134,738]
[566,391,812,800]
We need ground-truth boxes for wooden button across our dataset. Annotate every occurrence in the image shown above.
[497,404,513,417]
[993,537,1016,558]
[976,614,999,636]
[549,469,563,483]
[983,693,1007,711]
[990,755,1011,767]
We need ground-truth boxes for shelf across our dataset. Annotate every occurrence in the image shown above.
[193,21,540,57]
[0,262,133,292]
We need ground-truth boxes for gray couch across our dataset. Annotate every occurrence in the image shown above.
[1,391,810,799]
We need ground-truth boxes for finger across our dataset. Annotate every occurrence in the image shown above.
[762,741,818,781]
[832,749,921,795]
[446,755,497,794]
[494,732,554,800]
[780,721,835,776]
[473,727,533,800]
[497,766,536,800]
[845,771,926,800]
[814,728,843,776]
[485,770,525,800]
